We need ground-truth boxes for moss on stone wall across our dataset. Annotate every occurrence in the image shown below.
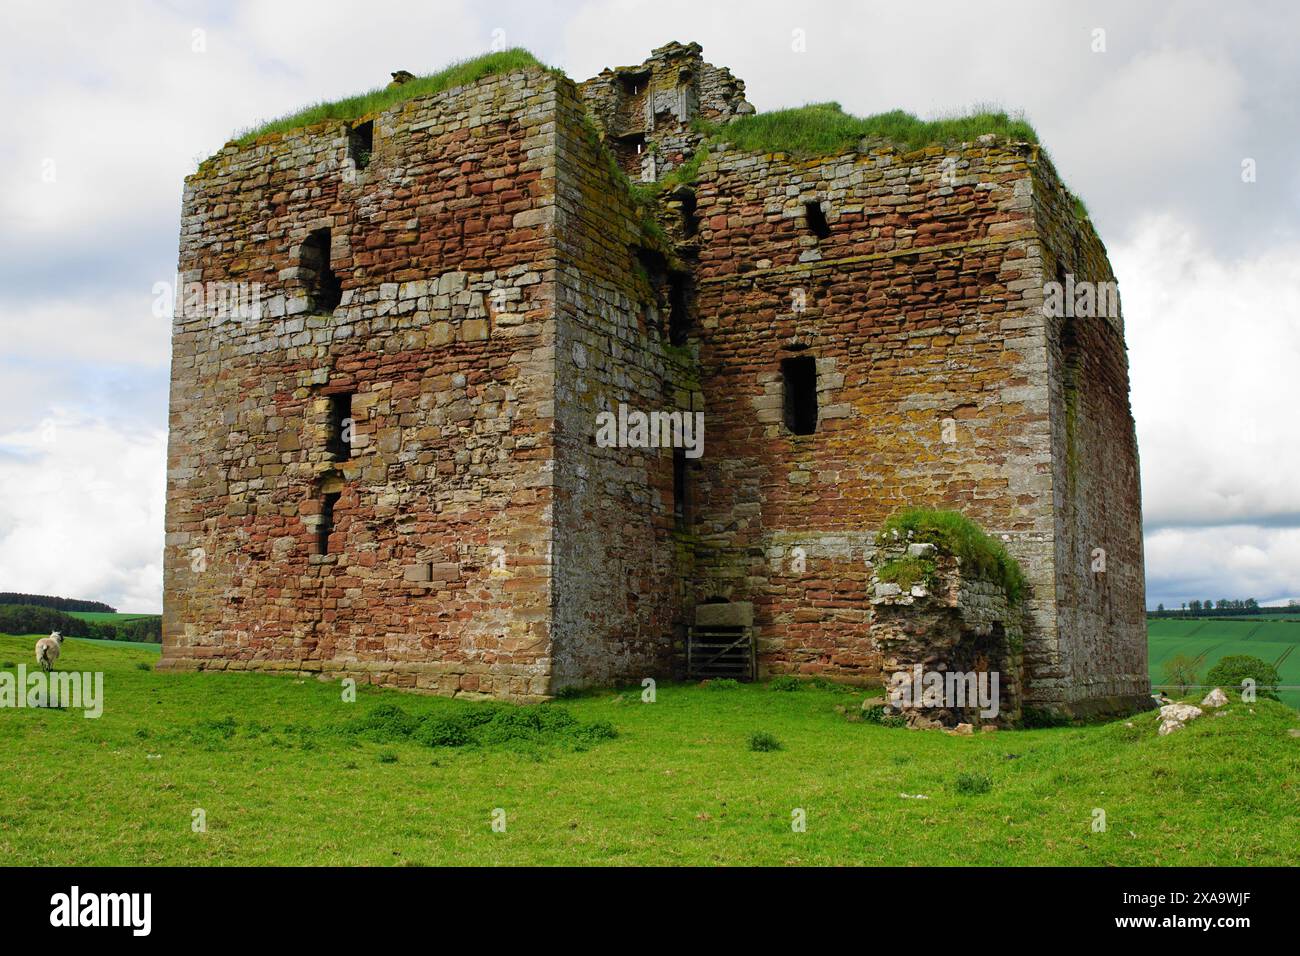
[876,555,937,591]
[877,508,1027,604]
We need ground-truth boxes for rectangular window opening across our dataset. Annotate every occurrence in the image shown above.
[781,355,819,435]
[612,132,648,176]
[317,491,341,555]
[348,120,374,170]
[327,392,354,460]
[301,228,342,313]
[805,200,831,239]
[616,70,650,97]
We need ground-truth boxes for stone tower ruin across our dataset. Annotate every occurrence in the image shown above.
[161,42,1150,717]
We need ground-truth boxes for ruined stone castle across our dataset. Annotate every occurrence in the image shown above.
[162,42,1150,718]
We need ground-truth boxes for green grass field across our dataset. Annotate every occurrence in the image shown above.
[1,633,1296,866]
[63,611,159,625]
[1148,618,1300,708]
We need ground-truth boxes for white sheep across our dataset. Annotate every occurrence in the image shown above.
[35,631,64,673]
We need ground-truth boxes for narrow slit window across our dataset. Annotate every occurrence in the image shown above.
[781,355,819,435]
[805,200,830,239]
[668,270,691,345]
[673,448,687,529]
[348,120,374,170]
[318,491,341,555]
[327,392,354,460]
[678,189,698,238]
[300,228,341,314]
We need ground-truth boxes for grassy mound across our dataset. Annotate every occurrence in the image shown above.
[703,102,1037,157]
[878,508,1027,603]
[233,48,546,145]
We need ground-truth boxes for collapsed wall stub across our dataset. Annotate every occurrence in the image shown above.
[870,540,1024,728]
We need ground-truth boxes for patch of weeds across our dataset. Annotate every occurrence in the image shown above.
[890,754,912,766]
[414,714,474,748]
[807,676,855,692]
[767,675,801,692]
[135,662,153,671]
[861,704,885,724]
[346,700,617,754]
[877,507,1027,604]
[377,751,398,764]
[749,731,783,752]
[703,678,739,691]
[876,555,936,591]
[953,772,993,795]
[352,703,421,742]
[1,661,16,669]
[881,715,907,728]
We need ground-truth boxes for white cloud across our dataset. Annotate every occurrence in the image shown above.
[1145,526,1300,607]
[0,417,166,612]
[1119,215,1300,529]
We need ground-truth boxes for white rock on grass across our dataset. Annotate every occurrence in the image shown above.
[1157,702,1203,735]
[1201,687,1229,708]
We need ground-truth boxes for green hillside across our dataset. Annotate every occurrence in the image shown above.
[65,611,159,624]
[1148,618,1300,708]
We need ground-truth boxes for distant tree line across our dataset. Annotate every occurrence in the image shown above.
[0,592,116,613]
[0,604,161,644]
[1148,598,1300,618]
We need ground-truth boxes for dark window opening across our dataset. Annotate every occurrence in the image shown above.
[611,132,648,177]
[326,392,354,460]
[676,188,698,238]
[805,200,831,239]
[668,270,692,345]
[634,245,668,333]
[781,355,818,435]
[301,228,341,314]
[317,491,341,555]
[616,70,650,96]
[348,120,374,170]
[673,448,688,530]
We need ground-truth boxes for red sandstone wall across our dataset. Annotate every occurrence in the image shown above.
[689,139,1055,683]
[548,79,690,688]
[1032,155,1149,710]
[163,69,562,698]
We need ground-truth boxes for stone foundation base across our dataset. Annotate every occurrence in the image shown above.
[1039,692,1156,721]
[155,654,551,704]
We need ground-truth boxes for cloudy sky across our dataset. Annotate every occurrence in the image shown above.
[1,0,1297,612]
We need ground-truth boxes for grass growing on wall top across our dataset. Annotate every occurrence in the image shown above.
[701,102,1038,157]
[878,507,1028,604]
[232,48,548,145]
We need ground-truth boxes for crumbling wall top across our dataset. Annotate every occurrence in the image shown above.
[579,41,753,181]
